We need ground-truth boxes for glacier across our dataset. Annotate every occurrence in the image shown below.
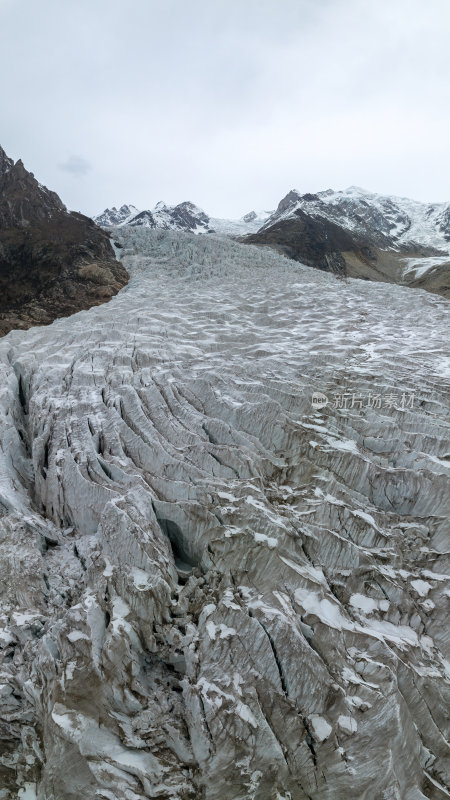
[0,229,449,799]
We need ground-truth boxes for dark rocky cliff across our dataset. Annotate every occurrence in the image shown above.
[0,145,128,335]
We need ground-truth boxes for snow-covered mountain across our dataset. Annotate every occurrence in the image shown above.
[94,189,450,296]
[261,186,450,253]
[95,188,450,256]
[128,201,213,233]
[94,201,273,235]
[1,227,448,799]
[244,187,450,297]
[94,204,139,227]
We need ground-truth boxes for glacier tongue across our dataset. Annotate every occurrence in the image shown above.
[0,229,449,799]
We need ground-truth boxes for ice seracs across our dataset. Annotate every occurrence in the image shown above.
[0,228,449,799]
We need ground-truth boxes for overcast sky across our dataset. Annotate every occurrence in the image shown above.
[1,0,449,217]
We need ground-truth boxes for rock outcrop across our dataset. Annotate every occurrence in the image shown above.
[0,145,128,336]
[0,229,448,799]
[244,208,372,276]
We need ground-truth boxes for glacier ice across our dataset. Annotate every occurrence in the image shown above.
[0,229,449,799]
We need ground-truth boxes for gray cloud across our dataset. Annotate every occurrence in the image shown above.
[1,0,449,216]
[59,155,92,177]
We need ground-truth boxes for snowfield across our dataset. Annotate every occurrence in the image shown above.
[0,229,449,800]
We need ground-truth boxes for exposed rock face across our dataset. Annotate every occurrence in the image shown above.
[244,187,450,297]
[244,209,372,275]
[0,229,448,799]
[0,145,128,336]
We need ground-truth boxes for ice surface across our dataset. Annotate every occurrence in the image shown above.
[0,228,448,799]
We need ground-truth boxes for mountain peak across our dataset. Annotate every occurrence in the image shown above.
[0,145,14,177]
[0,144,66,225]
[344,185,372,196]
[95,200,212,234]
[0,144,128,334]
[275,189,302,214]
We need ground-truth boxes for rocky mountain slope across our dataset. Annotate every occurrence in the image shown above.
[94,202,272,236]
[94,204,140,227]
[0,228,448,799]
[0,145,128,336]
[259,187,450,251]
[245,187,450,297]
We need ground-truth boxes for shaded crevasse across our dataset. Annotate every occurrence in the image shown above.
[0,229,449,800]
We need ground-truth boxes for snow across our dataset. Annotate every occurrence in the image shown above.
[410,579,432,597]
[350,594,389,614]
[364,619,420,647]
[18,785,37,800]
[0,629,14,645]
[323,434,360,454]
[401,255,450,278]
[341,666,379,690]
[310,714,333,742]
[131,567,152,589]
[11,611,40,625]
[205,620,217,640]
[421,571,449,582]
[235,700,258,728]
[198,604,216,626]
[218,624,236,639]
[210,210,272,236]
[337,715,357,735]
[197,677,234,709]
[295,587,422,649]
[351,510,378,528]
[253,532,278,548]
[294,589,349,631]
[51,707,79,734]
[347,695,372,711]
[112,596,130,618]
[65,661,76,680]
[66,630,89,643]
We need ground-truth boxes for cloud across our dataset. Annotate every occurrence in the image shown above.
[1,0,449,215]
[59,155,92,177]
